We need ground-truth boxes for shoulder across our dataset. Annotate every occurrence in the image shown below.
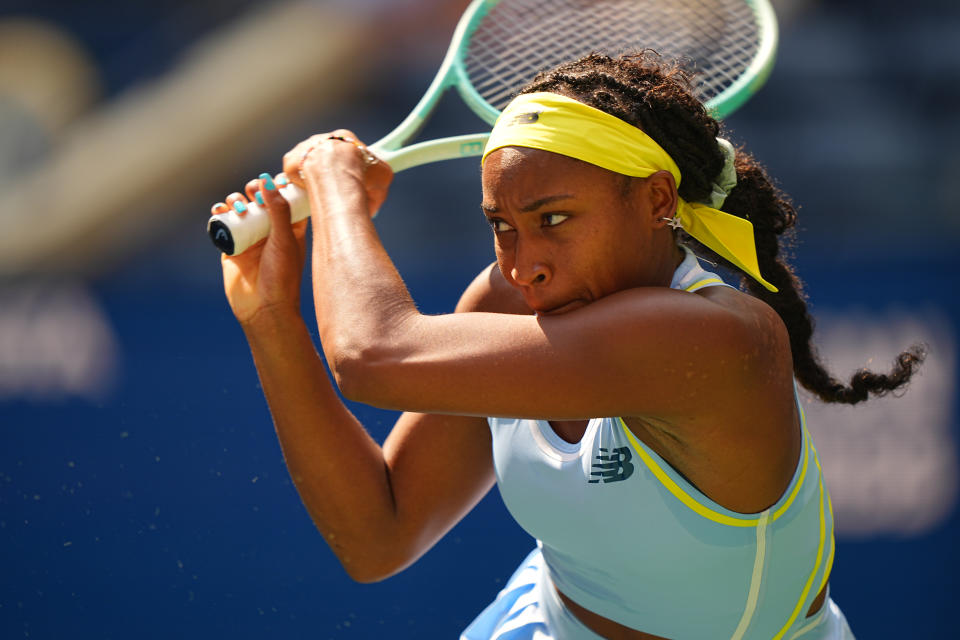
[592,282,785,352]
[681,284,793,382]
[650,284,797,446]
[702,285,791,361]
[455,262,533,315]
[587,283,793,410]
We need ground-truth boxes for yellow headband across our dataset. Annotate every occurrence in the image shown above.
[482,92,777,293]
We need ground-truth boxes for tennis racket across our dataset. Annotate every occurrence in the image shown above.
[208,0,778,255]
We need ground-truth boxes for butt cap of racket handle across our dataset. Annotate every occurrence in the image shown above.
[206,184,309,255]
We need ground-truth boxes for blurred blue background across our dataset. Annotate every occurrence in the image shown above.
[1,0,957,637]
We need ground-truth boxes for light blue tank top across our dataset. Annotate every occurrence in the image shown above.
[488,248,835,640]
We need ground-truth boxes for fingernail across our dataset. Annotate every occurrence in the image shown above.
[255,191,265,206]
[276,174,289,186]
[259,172,276,191]
[213,202,228,212]
[233,200,247,213]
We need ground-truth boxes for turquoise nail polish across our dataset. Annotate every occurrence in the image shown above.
[276,174,289,186]
[255,191,265,206]
[233,200,247,213]
[259,172,276,191]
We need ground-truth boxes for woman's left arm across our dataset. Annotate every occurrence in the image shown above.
[287,132,787,423]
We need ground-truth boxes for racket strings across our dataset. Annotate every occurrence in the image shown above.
[463,0,761,112]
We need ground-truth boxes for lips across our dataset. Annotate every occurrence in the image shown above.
[533,298,588,316]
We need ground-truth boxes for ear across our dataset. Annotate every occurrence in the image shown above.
[645,170,679,228]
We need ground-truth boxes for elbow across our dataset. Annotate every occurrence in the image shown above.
[330,345,379,404]
[343,564,389,584]
[349,573,386,585]
[343,564,397,585]
[324,313,422,406]
[339,549,410,584]
[322,328,371,399]
[328,338,399,406]
[327,521,423,584]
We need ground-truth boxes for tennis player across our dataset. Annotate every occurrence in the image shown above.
[211,53,922,639]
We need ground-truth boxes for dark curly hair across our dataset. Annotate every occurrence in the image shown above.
[520,51,925,404]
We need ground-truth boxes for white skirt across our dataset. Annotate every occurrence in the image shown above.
[460,547,856,640]
[460,547,604,640]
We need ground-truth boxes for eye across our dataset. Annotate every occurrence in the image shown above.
[488,218,514,233]
[542,213,570,227]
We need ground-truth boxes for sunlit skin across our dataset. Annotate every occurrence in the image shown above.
[212,130,827,639]
[481,147,685,318]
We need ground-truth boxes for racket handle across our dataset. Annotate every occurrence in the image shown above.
[207,133,492,254]
[206,184,309,256]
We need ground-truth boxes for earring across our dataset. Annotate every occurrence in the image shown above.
[660,216,683,230]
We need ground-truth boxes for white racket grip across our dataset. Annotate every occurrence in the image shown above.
[206,183,310,256]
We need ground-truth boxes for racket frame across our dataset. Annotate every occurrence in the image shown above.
[208,0,779,254]
[370,0,779,170]
[369,0,499,172]
[709,0,778,119]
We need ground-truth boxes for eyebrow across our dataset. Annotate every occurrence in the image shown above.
[480,194,574,215]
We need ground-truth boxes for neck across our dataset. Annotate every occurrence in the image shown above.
[653,240,686,287]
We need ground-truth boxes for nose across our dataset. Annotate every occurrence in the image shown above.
[509,239,551,288]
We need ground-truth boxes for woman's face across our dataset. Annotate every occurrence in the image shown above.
[481,147,679,316]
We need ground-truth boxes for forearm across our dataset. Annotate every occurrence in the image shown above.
[241,308,402,580]
[305,172,419,372]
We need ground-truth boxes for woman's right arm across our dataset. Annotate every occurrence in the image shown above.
[215,177,508,582]
[241,308,495,582]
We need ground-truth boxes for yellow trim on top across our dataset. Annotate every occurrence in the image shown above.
[772,452,829,640]
[785,604,829,640]
[618,418,809,528]
[816,487,836,597]
[772,401,812,520]
[684,277,724,292]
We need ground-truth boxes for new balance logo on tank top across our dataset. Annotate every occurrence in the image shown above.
[588,447,634,483]
[487,247,835,640]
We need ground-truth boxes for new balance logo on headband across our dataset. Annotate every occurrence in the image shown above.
[506,111,541,126]
[589,447,634,484]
